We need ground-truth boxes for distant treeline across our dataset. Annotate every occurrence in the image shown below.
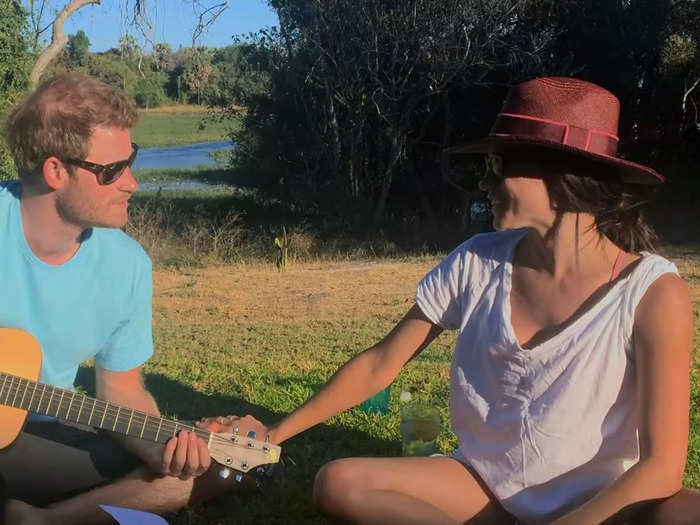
[44,33,259,110]
[2,0,699,239]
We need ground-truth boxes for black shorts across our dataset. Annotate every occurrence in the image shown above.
[0,419,143,507]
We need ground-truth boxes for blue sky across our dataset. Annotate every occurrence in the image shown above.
[41,0,279,52]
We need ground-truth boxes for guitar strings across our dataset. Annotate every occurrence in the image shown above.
[0,374,269,452]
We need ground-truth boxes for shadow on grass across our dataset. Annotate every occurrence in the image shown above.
[76,366,400,524]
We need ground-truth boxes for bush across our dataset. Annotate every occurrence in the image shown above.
[0,143,17,182]
[133,72,168,108]
[0,0,31,182]
[87,53,138,96]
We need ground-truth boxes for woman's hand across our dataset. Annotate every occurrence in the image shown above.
[197,414,271,441]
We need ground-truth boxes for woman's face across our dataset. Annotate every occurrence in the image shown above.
[479,153,556,231]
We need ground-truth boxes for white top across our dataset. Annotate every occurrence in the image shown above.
[415,229,679,524]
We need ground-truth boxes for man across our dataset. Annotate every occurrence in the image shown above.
[0,73,253,524]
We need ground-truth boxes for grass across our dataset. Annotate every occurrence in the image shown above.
[125,167,456,268]
[133,166,233,185]
[81,260,459,524]
[131,109,232,148]
[76,251,700,524]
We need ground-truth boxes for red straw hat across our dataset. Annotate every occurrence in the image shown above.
[449,77,663,184]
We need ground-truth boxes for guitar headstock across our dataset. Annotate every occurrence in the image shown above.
[208,431,281,474]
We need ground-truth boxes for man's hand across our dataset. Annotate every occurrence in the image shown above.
[160,430,212,480]
[197,414,270,442]
[138,430,211,480]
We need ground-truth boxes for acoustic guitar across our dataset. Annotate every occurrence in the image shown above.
[0,328,281,484]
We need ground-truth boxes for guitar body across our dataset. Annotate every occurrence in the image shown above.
[0,328,42,449]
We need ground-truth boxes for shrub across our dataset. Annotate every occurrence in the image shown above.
[133,72,168,108]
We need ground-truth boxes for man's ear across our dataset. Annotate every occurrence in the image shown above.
[42,156,70,190]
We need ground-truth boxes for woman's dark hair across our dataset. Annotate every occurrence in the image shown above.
[543,160,658,253]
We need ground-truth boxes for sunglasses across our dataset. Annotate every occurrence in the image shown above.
[64,143,139,185]
[485,154,504,177]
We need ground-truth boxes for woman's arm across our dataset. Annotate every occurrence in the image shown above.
[553,273,693,525]
[268,304,443,444]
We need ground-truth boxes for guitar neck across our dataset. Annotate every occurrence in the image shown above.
[0,372,211,446]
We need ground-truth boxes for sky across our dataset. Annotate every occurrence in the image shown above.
[35,0,279,52]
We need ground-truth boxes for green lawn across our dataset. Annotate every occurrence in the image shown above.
[131,111,232,148]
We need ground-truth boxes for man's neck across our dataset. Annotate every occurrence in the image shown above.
[19,184,84,266]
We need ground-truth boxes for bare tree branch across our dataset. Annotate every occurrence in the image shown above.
[191,1,230,49]
[29,0,102,86]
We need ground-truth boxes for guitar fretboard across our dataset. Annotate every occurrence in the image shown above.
[0,372,210,445]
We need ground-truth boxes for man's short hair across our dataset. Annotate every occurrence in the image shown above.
[4,72,138,184]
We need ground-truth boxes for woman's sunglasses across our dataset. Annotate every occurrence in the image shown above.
[485,154,504,177]
[64,143,139,185]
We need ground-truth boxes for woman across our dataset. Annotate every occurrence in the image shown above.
[205,78,698,524]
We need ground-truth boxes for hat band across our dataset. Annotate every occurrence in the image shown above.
[490,113,619,157]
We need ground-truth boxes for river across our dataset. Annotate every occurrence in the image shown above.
[132,140,233,170]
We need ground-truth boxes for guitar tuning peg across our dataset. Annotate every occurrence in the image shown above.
[246,430,256,438]
[218,467,232,479]
[235,473,244,483]
[233,425,239,435]
[265,433,271,443]
[256,466,266,475]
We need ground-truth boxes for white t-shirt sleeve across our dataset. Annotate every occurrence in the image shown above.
[415,240,472,330]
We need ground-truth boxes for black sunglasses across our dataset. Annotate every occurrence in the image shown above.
[64,143,139,185]
[485,154,504,177]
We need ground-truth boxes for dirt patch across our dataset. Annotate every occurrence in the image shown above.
[153,259,437,324]
[153,248,700,363]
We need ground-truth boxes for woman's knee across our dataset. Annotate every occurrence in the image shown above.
[312,459,368,516]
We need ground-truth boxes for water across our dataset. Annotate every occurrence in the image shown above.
[132,141,233,170]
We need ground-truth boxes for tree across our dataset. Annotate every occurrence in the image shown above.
[29,0,101,86]
[133,71,167,107]
[151,42,173,72]
[87,52,138,94]
[67,28,89,66]
[0,0,32,180]
[229,0,556,222]
[25,0,231,86]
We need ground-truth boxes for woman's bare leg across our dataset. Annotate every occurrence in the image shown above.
[312,456,515,525]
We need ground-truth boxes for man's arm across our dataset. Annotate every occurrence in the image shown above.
[96,364,211,480]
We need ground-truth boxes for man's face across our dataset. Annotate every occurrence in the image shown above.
[56,126,138,229]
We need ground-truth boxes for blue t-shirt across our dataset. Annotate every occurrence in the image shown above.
[0,181,153,391]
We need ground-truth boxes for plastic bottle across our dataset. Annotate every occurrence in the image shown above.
[399,389,441,456]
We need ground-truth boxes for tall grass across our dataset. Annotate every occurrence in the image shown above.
[126,189,432,267]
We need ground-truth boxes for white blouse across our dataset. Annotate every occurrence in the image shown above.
[416,228,678,524]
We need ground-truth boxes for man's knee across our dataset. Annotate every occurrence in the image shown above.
[312,459,367,517]
[123,467,196,512]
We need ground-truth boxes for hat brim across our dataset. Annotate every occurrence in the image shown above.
[447,136,663,185]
